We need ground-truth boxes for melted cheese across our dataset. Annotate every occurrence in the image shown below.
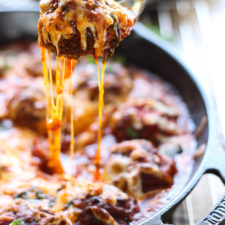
[38,0,136,174]
[94,60,106,180]
[41,53,108,182]
[38,0,136,179]
[40,48,78,173]
[41,44,108,180]
[69,60,77,159]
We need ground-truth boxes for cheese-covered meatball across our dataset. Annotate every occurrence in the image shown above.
[38,0,135,60]
[111,98,181,145]
[74,185,141,225]
[103,140,177,199]
[8,81,46,133]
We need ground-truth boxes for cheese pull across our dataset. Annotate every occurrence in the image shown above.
[40,48,77,173]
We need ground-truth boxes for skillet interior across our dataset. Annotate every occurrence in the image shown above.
[117,26,209,171]
[0,11,209,223]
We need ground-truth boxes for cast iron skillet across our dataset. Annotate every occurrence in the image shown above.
[0,11,225,225]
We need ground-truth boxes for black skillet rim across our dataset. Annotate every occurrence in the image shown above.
[133,23,225,225]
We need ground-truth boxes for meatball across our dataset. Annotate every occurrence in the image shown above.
[103,140,177,199]
[66,183,141,225]
[8,83,46,133]
[111,98,181,145]
[38,0,135,60]
[74,61,133,103]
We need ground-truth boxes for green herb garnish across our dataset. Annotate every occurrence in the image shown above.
[160,145,183,158]
[2,63,10,71]
[126,127,139,139]
[35,190,48,199]
[14,191,28,200]
[177,145,183,154]
[48,198,56,208]
[9,220,24,225]
[86,55,96,64]
[64,198,78,209]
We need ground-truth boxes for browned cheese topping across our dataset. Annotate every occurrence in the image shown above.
[103,140,177,199]
[38,0,135,61]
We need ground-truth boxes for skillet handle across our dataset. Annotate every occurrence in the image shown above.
[202,141,225,183]
[197,141,225,225]
[139,215,172,225]
[197,195,225,225]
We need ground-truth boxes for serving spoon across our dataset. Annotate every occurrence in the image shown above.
[118,0,146,19]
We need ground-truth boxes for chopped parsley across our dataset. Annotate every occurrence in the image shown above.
[14,191,28,200]
[48,198,56,208]
[160,145,183,158]
[64,199,76,209]
[177,145,183,154]
[126,127,139,139]
[35,190,49,199]
[2,63,10,71]
[86,55,96,64]
[9,220,24,225]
